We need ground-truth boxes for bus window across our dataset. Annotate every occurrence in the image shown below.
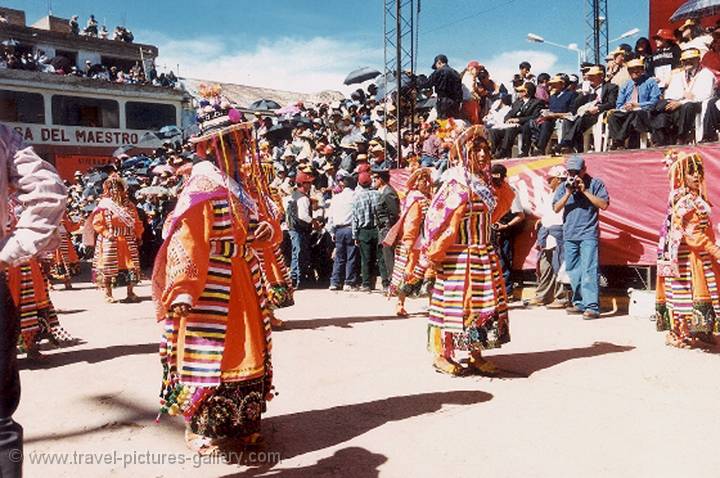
[0,90,45,123]
[125,102,176,130]
[51,95,119,128]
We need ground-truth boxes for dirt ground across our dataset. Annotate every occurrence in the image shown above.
[16,278,720,478]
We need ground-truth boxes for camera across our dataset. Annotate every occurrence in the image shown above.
[565,176,581,190]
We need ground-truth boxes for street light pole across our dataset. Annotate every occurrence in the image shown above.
[609,28,641,44]
[528,33,584,71]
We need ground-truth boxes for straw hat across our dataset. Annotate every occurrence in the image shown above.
[680,48,702,61]
[626,58,645,70]
[406,167,433,190]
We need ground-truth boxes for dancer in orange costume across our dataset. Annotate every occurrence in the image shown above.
[86,174,144,303]
[656,150,720,349]
[154,121,277,455]
[384,168,433,317]
[422,126,514,376]
[50,213,81,289]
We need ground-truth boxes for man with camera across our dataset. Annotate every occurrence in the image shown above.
[552,155,609,320]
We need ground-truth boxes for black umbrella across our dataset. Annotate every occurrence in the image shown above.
[416,97,437,110]
[289,116,313,127]
[249,99,282,111]
[264,124,293,145]
[49,55,73,73]
[344,67,381,85]
[671,0,720,21]
[374,72,412,100]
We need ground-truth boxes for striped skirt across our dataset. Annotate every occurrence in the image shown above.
[16,263,73,352]
[657,245,720,336]
[428,243,510,358]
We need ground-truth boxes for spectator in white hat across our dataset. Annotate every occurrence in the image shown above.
[529,165,568,307]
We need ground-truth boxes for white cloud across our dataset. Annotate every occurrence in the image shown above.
[146,33,382,94]
[145,30,575,96]
[466,49,574,86]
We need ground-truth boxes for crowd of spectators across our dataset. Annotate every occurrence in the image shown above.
[421,18,720,157]
[0,12,177,88]
[0,45,178,88]
[68,14,134,43]
[60,18,720,301]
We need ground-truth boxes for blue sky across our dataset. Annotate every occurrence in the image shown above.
[11,0,649,93]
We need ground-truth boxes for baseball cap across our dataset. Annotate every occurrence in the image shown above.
[547,165,568,178]
[566,155,585,171]
[358,172,372,187]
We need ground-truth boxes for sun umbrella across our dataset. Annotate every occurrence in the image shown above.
[113,144,134,157]
[176,163,193,176]
[120,157,145,169]
[276,104,302,116]
[289,116,313,127]
[157,125,182,139]
[249,99,282,111]
[374,72,412,100]
[416,96,437,110]
[152,164,175,175]
[264,124,294,144]
[344,67,381,85]
[137,186,170,197]
[671,0,720,21]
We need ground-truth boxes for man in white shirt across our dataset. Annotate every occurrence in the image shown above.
[287,172,315,288]
[652,48,715,145]
[529,166,568,307]
[326,176,359,291]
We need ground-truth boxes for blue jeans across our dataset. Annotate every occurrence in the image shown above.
[289,229,311,287]
[564,238,599,313]
[498,235,514,296]
[330,227,358,287]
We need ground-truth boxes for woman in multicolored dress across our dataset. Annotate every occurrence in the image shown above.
[421,126,515,376]
[384,168,433,317]
[656,151,720,349]
[10,257,74,359]
[153,122,276,454]
[88,174,144,303]
[6,200,74,359]
[50,213,81,289]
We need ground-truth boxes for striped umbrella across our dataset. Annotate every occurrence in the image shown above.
[671,0,720,21]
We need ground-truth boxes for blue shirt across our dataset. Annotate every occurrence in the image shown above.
[616,75,661,110]
[552,175,609,241]
[548,90,577,113]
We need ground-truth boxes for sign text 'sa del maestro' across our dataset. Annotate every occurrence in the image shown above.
[10,124,155,147]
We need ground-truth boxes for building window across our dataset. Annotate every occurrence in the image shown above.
[51,95,119,128]
[125,102,176,130]
[0,90,45,123]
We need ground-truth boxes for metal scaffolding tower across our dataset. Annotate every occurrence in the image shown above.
[585,0,609,65]
[383,0,420,166]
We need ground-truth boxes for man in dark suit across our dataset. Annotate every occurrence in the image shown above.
[559,65,619,152]
[530,74,578,155]
[371,167,400,292]
[415,54,464,119]
[489,82,545,158]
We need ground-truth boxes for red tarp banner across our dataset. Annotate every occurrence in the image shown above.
[390,144,720,270]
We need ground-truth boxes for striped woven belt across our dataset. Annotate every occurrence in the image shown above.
[209,239,244,258]
[112,227,133,236]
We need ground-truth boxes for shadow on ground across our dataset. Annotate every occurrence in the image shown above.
[26,395,182,444]
[266,389,491,459]
[18,342,158,370]
[282,313,425,330]
[222,447,388,478]
[489,341,636,378]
